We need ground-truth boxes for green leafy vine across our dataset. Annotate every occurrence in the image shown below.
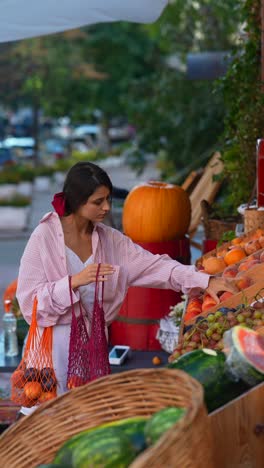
[218,0,264,211]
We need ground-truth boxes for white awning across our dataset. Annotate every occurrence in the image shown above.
[0,0,168,43]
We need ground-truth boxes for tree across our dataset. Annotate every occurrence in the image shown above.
[125,0,243,179]
[0,30,105,163]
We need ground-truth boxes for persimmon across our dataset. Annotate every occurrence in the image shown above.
[224,247,246,266]
[19,393,36,407]
[24,381,42,400]
[152,356,162,365]
[38,391,57,403]
[12,370,25,389]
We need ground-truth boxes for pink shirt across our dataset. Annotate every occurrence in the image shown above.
[17,212,210,327]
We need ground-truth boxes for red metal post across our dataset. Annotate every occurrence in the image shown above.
[257,3,264,206]
[257,139,264,207]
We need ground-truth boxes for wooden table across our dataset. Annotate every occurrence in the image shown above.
[0,348,169,373]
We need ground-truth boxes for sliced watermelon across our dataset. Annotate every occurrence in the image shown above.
[168,349,249,412]
[224,326,264,386]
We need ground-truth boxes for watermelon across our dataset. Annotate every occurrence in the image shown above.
[144,407,186,446]
[223,326,264,386]
[54,416,147,466]
[54,421,140,468]
[168,348,249,412]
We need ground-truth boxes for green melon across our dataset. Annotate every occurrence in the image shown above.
[53,419,145,467]
[144,407,186,446]
[168,348,249,412]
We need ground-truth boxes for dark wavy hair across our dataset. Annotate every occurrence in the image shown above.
[63,161,113,215]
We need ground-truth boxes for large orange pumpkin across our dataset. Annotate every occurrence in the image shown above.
[122,181,191,242]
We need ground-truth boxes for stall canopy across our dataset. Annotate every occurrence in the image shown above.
[0,0,168,43]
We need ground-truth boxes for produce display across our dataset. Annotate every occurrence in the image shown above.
[50,409,186,468]
[173,303,264,358]
[196,228,264,274]
[168,326,264,413]
[184,228,264,325]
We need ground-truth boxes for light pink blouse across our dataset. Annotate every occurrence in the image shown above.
[17,212,210,327]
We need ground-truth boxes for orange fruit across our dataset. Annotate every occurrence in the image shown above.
[202,256,226,274]
[231,237,242,246]
[152,356,162,365]
[224,247,246,266]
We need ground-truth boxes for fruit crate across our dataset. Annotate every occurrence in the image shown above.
[176,261,264,350]
[195,227,264,269]
[185,261,264,326]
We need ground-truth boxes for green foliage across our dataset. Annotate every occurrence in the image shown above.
[0,195,31,207]
[217,0,264,210]
[126,0,242,177]
[217,230,236,246]
[71,149,106,162]
[0,169,21,185]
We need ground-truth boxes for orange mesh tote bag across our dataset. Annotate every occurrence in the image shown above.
[67,264,110,389]
[11,298,57,407]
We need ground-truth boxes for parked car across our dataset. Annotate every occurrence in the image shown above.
[2,137,35,161]
[71,124,100,149]
[41,138,67,161]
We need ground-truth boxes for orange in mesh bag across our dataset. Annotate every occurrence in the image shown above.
[11,298,57,407]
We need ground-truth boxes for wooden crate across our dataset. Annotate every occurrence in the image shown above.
[195,227,264,269]
[183,262,264,327]
[209,383,264,468]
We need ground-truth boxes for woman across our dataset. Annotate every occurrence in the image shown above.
[17,161,236,415]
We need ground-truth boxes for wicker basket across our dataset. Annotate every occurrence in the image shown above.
[201,200,238,241]
[203,218,237,241]
[244,208,264,234]
[0,369,213,468]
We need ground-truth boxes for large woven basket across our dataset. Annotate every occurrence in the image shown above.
[244,208,264,234]
[0,368,213,468]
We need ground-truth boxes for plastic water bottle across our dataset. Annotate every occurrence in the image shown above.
[3,299,19,357]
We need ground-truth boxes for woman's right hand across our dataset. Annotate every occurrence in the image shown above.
[71,263,115,289]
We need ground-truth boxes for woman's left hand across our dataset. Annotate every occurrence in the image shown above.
[206,276,239,303]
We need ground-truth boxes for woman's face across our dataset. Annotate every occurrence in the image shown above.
[77,185,111,223]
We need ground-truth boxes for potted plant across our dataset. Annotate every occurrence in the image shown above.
[0,195,31,230]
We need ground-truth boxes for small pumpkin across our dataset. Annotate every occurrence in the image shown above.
[122,181,191,243]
